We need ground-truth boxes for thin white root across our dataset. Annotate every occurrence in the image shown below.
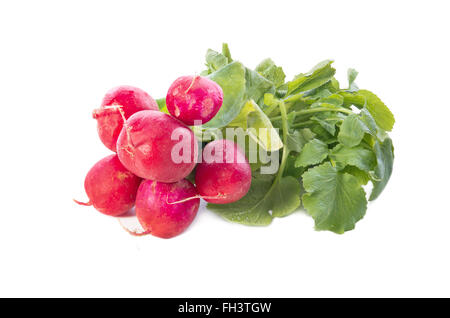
[104,105,135,148]
[166,194,226,205]
[184,75,199,94]
[119,220,151,236]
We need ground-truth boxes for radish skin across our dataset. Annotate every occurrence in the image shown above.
[136,179,200,239]
[76,154,141,216]
[93,86,158,152]
[117,110,198,183]
[195,139,251,204]
[166,75,223,125]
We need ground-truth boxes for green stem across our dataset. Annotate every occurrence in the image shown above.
[270,107,352,121]
[265,101,289,199]
[238,101,290,212]
[291,117,344,128]
[282,93,309,104]
[291,120,314,128]
[263,102,279,117]
[275,101,289,182]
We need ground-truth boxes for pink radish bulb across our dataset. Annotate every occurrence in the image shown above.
[75,154,141,216]
[136,179,200,239]
[117,110,198,183]
[166,75,223,126]
[93,85,158,152]
[195,139,251,204]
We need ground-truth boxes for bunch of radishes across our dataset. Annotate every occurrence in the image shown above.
[76,76,251,238]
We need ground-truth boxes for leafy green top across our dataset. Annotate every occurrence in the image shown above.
[192,44,395,234]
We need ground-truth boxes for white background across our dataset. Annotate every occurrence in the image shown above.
[1,0,449,297]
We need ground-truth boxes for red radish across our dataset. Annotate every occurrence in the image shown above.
[195,139,251,204]
[75,154,141,216]
[116,110,198,183]
[136,179,200,239]
[93,85,158,152]
[166,75,223,125]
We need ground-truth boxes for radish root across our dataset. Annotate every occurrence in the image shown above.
[104,104,136,157]
[73,199,92,206]
[118,220,151,236]
[166,193,225,204]
[184,75,199,94]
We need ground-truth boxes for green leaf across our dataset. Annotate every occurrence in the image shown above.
[287,60,336,95]
[247,114,283,152]
[330,78,340,92]
[284,153,306,179]
[340,91,366,107]
[358,90,395,131]
[342,166,370,185]
[337,108,379,148]
[348,68,358,85]
[205,49,229,73]
[329,144,376,171]
[295,139,328,167]
[156,98,169,114]
[263,93,276,108]
[318,93,344,107]
[270,176,301,217]
[337,112,372,147]
[255,58,286,87]
[236,135,265,172]
[370,137,394,201]
[191,126,223,142]
[302,162,367,234]
[222,43,232,62]
[286,111,296,127]
[203,61,246,128]
[299,127,316,141]
[208,173,274,225]
[228,100,283,151]
[310,93,344,109]
[244,67,275,105]
[304,78,340,99]
[286,130,303,153]
[286,128,315,153]
[340,90,395,131]
[310,114,339,135]
[310,124,337,144]
[359,108,378,136]
[306,88,332,99]
[283,93,311,113]
[347,68,359,92]
[338,114,365,147]
[208,173,301,225]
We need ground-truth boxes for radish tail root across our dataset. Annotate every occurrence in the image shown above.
[104,104,136,156]
[184,75,199,94]
[119,221,151,236]
[73,199,92,206]
[166,194,225,204]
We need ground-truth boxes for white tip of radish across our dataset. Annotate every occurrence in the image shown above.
[118,208,150,236]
